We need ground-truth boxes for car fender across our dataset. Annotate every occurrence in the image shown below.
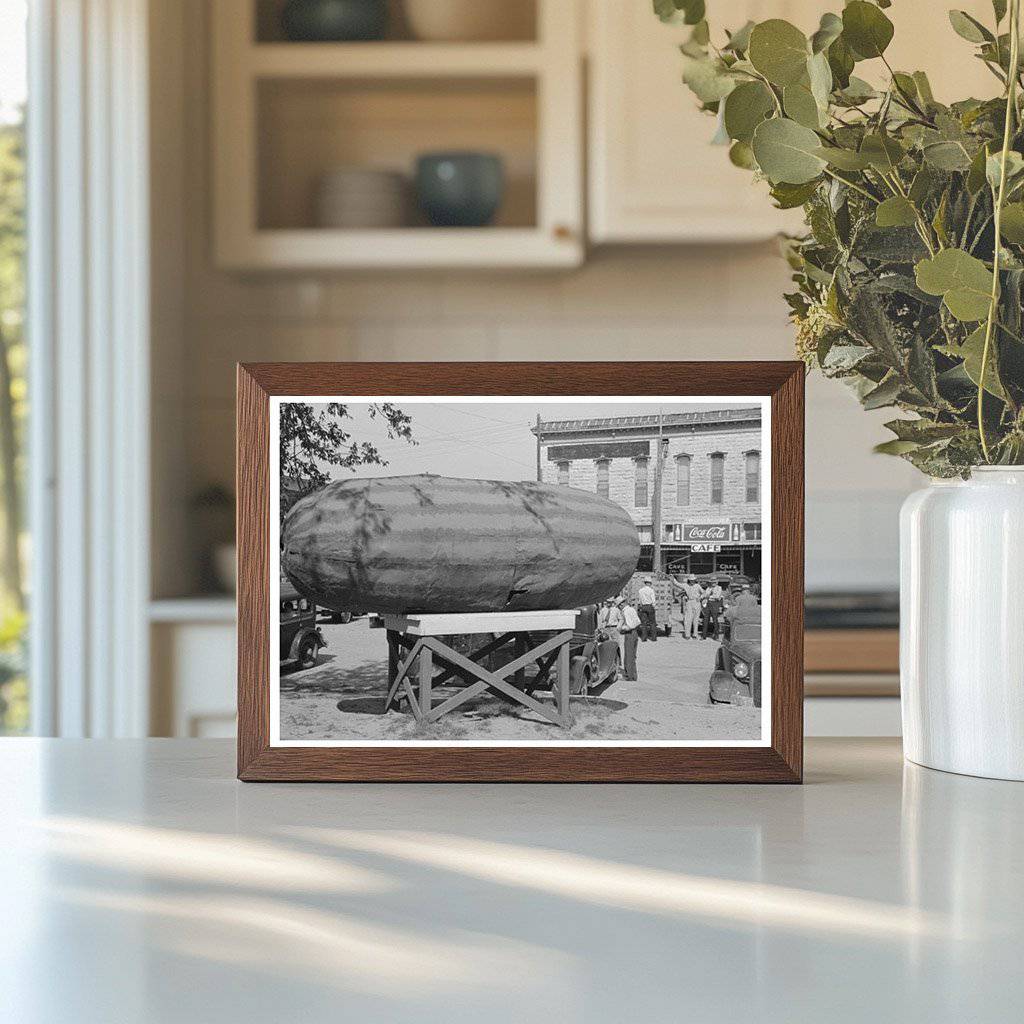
[709,669,741,705]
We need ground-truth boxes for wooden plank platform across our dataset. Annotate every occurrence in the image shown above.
[378,609,579,637]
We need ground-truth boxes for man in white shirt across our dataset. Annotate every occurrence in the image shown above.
[598,598,624,646]
[618,597,641,680]
[677,574,706,639]
[637,577,658,642]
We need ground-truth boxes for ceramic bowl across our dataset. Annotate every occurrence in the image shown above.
[315,167,409,228]
[414,152,505,227]
[280,0,388,42]
[403,0,534,42]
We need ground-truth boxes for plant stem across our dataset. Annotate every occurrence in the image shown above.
[979,0,1021,463]
[821,167,879,203]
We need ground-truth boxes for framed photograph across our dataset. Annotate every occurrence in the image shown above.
[237,362,804,782]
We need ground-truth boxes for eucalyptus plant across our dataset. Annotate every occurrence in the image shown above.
[659,0,1024,475]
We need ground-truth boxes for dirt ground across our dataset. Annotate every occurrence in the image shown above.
[279,612,762,743]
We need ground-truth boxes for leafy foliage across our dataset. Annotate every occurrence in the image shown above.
[662,0,1024,475]
[279,403,415,518]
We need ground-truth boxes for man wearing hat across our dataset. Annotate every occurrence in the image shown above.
[618,596,641,680]
[678,574,706,640]
[637,576,658,642]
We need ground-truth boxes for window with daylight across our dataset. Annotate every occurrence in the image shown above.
[745,450,760,503]
[710,453,725,504]
[675,454,690,505]
[634,457,649,508]
[596,459,609,498]
[0,3,28,735]
[557,461,569,486]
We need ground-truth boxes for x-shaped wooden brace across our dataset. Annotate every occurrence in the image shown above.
[384,628,574,727]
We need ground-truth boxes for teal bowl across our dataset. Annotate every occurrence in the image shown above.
[281,0,388,42]
[415,152,505,228]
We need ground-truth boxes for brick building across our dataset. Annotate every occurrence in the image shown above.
[533,408,763,578]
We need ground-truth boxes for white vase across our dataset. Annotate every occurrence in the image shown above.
[900,467,1024,780]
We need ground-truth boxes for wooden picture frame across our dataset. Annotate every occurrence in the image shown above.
[237,362,804,782]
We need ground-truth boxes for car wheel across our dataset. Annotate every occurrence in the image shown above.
[297,636,320,669]
[606,652,620,685]
[580,663,593,698]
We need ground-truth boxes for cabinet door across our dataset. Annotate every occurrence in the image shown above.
[588,1,814,243]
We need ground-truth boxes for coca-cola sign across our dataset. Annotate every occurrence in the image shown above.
[684,523,729,542]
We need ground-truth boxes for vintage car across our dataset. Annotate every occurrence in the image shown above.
[566,604,621,695]
[708,606,762,708]
[280,583,326,669]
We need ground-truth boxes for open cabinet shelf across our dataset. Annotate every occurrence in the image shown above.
[212,0,582,269]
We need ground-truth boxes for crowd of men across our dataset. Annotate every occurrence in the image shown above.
[597,574,760,683]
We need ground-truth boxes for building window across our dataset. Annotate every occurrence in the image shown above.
[675,454,691,506]
[744,522,762,541]
[745,451,760,503]
[596,459,609,498]
[634,457,649,508]
[557,461,570,486]
[710,453,725,504]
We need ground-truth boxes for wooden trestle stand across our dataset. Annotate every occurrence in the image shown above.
[375,609,579,727]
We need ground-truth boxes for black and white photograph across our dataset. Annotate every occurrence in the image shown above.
[271,396,770,746]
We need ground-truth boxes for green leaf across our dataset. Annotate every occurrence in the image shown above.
[724,20,755,53]
[810,12,843,54]
[783,83,822,129]
[815,146,872,170]
[874,439,922,456]
[689,20,711,46]
[915,249,994,321]
[654,0,705,25]
[862,374,902,410]
[752,117,827,184]
[748,19,810,87]
[827,35,855,89]
[875,196,918,228]
[860,133,905,173]
[842,1,894,60]
[770,179,820,209]
[836,75,877,105]
[681,55,736,103]
[807,51,833,110]
[912,71,935,105]
[932,190,950,247]
[653,0,676,23]
[1000,202,1024,242]
[909,165,936,205]
[723,81,775,143]
[948,10,993,44]
[986,150,1024,190]
[967,143,993,193]
[885,418,963,443]
[728,140,757,169]
[959,324,1006,398]
[923,141,973,171]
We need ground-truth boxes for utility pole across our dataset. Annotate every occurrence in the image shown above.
[651,407,666,573]
[535,413,543,482]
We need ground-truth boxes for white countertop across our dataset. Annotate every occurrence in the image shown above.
[2,738,1021,1023]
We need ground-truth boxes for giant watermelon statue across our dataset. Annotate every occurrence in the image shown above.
[281,474,640,614]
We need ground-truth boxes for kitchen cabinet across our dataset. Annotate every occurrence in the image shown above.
[211,0,583,269]
[587,0,999,244]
